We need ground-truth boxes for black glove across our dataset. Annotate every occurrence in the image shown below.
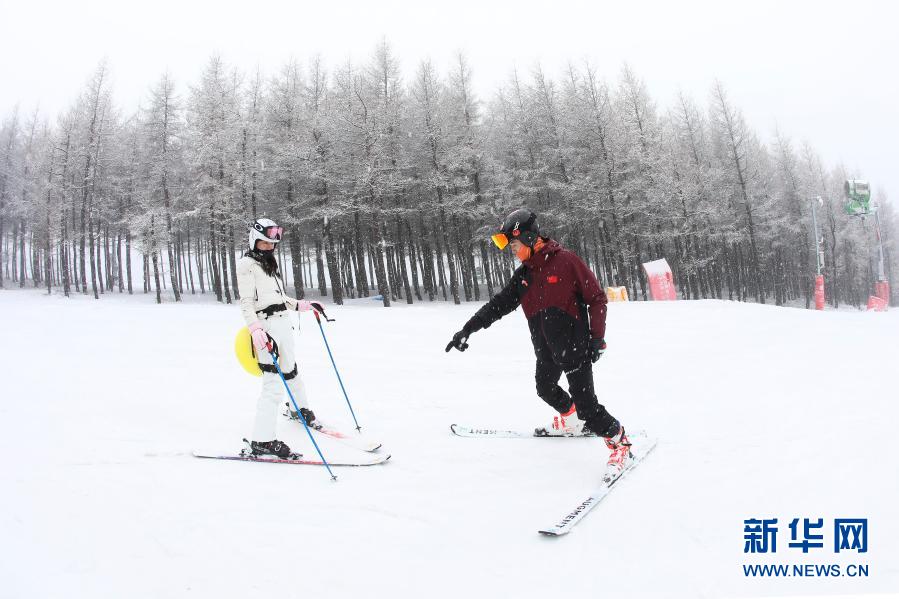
[590,338,607,363]
[445,329,470,353]
[445,317,484,352]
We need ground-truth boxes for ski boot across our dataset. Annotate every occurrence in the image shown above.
[249,439,293,459]
[602,426,633,483]
[286,404,317,427]
[535,404,588,437]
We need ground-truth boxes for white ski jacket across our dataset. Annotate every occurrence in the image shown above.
[236,255,304,326]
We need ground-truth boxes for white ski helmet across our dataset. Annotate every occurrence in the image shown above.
[248,217,284,249]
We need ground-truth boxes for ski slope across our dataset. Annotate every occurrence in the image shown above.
[2,289,898,598]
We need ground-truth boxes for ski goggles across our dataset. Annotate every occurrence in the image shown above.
[254,223,283,241]
[491,233,510,250]
[491,228,525,250]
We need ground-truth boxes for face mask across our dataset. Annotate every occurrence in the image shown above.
[516,238,545,262]
[515,244,532,262]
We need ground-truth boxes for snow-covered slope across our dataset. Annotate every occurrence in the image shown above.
[2,289,897,598]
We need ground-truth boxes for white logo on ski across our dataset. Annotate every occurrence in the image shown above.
[450,424,597,438]
[538,433,657,536]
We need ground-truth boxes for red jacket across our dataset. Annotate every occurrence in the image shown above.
[467,240,607,368]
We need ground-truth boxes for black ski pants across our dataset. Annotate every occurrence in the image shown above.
[534,358,620,437]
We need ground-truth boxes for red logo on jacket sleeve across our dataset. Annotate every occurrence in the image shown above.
[547,275,559,284]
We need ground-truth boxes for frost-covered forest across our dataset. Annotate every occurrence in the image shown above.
[0,42,895,308]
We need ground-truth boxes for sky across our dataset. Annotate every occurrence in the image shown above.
[1,0,897,203]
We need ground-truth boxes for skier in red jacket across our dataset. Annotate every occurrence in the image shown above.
[446,208,631,482]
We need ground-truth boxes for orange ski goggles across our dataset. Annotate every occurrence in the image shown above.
[491,233,510,250]
[491,228,523,250]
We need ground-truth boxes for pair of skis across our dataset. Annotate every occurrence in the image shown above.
[196,418,654,535]
[452,423,657,536]
[193,418,387,467]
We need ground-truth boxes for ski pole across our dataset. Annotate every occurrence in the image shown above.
[314,311,362,432]
[268,344,337,481]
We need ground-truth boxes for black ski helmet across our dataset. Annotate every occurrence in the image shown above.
[492,208,540,250]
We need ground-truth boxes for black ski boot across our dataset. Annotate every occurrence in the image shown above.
[299,408,316,425]
[286,404,317,426]
[249,439,292,459]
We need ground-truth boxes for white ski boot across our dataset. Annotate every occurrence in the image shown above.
[535,405,589,437]
[602,426,633,483]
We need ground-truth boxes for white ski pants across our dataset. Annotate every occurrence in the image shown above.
[252,312,310,441]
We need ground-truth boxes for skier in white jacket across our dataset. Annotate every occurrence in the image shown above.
[237,217,322,458]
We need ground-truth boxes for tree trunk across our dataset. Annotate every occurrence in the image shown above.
[289,233,305,299]
[479,240,494,298]
[417,214,435,301]
[152,251,162,304]
[351,211,369,296]
[186,226,195,294]
[433,230,448,301]
[439,205,460,305]
[453,217,471,302]
[175,232,185,294]
[342,238,357,299]
[395,216,413,304]
[142,251,149,293]
[467,219,481,301]
[219,232,231,303]
[209,216,222,302]
[371,220,391,307]
[196,234,205,294]
[61,211,71,296]
[405,220,423,301]
[19,220,27,287]
[11,221,19,283]
[95,226,104,293]
[323,220,342,305]
[229,225,239,300]
[308,239,323,297]
[125,229,133,294]
[115,233,123,293]
[88,218,99,299]
[104,225,113,291]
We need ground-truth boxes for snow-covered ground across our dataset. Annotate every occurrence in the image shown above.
[2,289,898,598]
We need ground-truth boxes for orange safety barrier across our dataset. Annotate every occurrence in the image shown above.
[606,286,629,302]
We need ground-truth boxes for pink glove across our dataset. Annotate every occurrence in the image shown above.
[296,300,325,314]
[248,321,270,352]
